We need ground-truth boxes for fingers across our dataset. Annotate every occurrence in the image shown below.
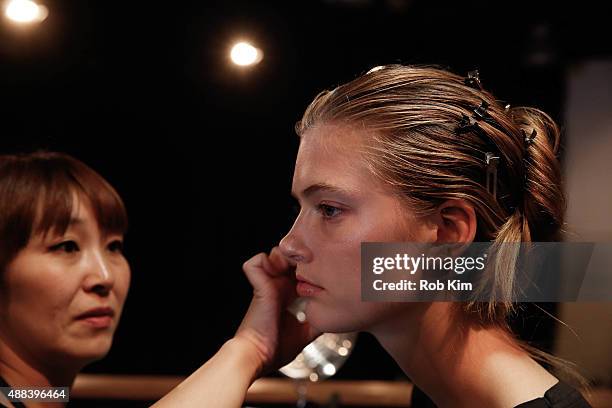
[267,246,295,277]
[242,253,270,291]
[242,248,298,300]
[242,251,294,293]
[268,247,288,270]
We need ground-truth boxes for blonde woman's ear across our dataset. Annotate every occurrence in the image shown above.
[436,199,477,244]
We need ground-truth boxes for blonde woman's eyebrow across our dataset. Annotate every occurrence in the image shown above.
[291,183,358,200]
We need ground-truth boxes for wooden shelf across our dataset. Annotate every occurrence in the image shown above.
[71,374,612,407]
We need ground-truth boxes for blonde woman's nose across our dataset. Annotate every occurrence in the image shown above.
[279,232,310,264]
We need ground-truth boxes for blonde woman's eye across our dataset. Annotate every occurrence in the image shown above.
[49,241,80,253]
[317,204,342,219]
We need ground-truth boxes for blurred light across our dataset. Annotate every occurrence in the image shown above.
[280,299,356,382]
[5,0,48,24]
[230,42,263,67]
[296,311,306,322]
[322,363,336,376]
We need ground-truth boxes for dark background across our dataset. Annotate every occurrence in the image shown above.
[0,0,610,402]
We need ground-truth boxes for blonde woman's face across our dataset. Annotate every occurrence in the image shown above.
[279,123,432,333]
[0,198,130,369]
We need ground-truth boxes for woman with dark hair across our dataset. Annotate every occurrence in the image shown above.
[0,152,130,408]
[156,65,591,407]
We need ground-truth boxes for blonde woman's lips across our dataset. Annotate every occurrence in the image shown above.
[296,275,324,297]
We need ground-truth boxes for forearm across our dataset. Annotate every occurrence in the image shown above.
[151,337,263,408]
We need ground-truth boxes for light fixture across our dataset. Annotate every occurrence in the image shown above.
[4,0,48,24]
[230,41,263,67]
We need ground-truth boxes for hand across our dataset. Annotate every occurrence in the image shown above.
[234,247,321,375]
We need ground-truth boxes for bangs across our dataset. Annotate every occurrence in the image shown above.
[0,152,128,248]
[34,163,128,239]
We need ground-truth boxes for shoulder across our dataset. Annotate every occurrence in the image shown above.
[514,380,592,408]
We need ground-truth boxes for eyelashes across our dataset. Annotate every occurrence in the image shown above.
[48,240,124,254]
[290,202,343,220]
[49,241,80,253]
[317,203,342,219]
[108,240,124,253]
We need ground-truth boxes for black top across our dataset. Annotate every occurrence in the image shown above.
[411,380,592,407]
[515,380,592,408]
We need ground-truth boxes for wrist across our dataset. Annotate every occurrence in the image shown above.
[223,336,267,381]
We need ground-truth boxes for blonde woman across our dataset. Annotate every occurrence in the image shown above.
[162,65,591,407]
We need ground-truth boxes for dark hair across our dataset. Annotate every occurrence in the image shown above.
[0,151,128,273]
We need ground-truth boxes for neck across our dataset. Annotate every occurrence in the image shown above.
[369,303,557,408]
[0,337,78,408]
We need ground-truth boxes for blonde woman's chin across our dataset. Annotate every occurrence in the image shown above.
[303,298,413,334]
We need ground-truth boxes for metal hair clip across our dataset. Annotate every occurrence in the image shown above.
[456,114,479,134]
[473,100,490,120]
[455,100,491,134]
[464,70,482,90]
[455,99,504,138]
[485,152,500,199]
[522,129,537,146]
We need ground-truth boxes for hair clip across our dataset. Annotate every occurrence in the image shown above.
[522,129,537,146]
[473,100,489,120]
[455,100,502,136]
[464,70,482,90]
[367,65,385,74]
[456,114,479,134]
[485,152,500,199]
[504,104,511,112]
